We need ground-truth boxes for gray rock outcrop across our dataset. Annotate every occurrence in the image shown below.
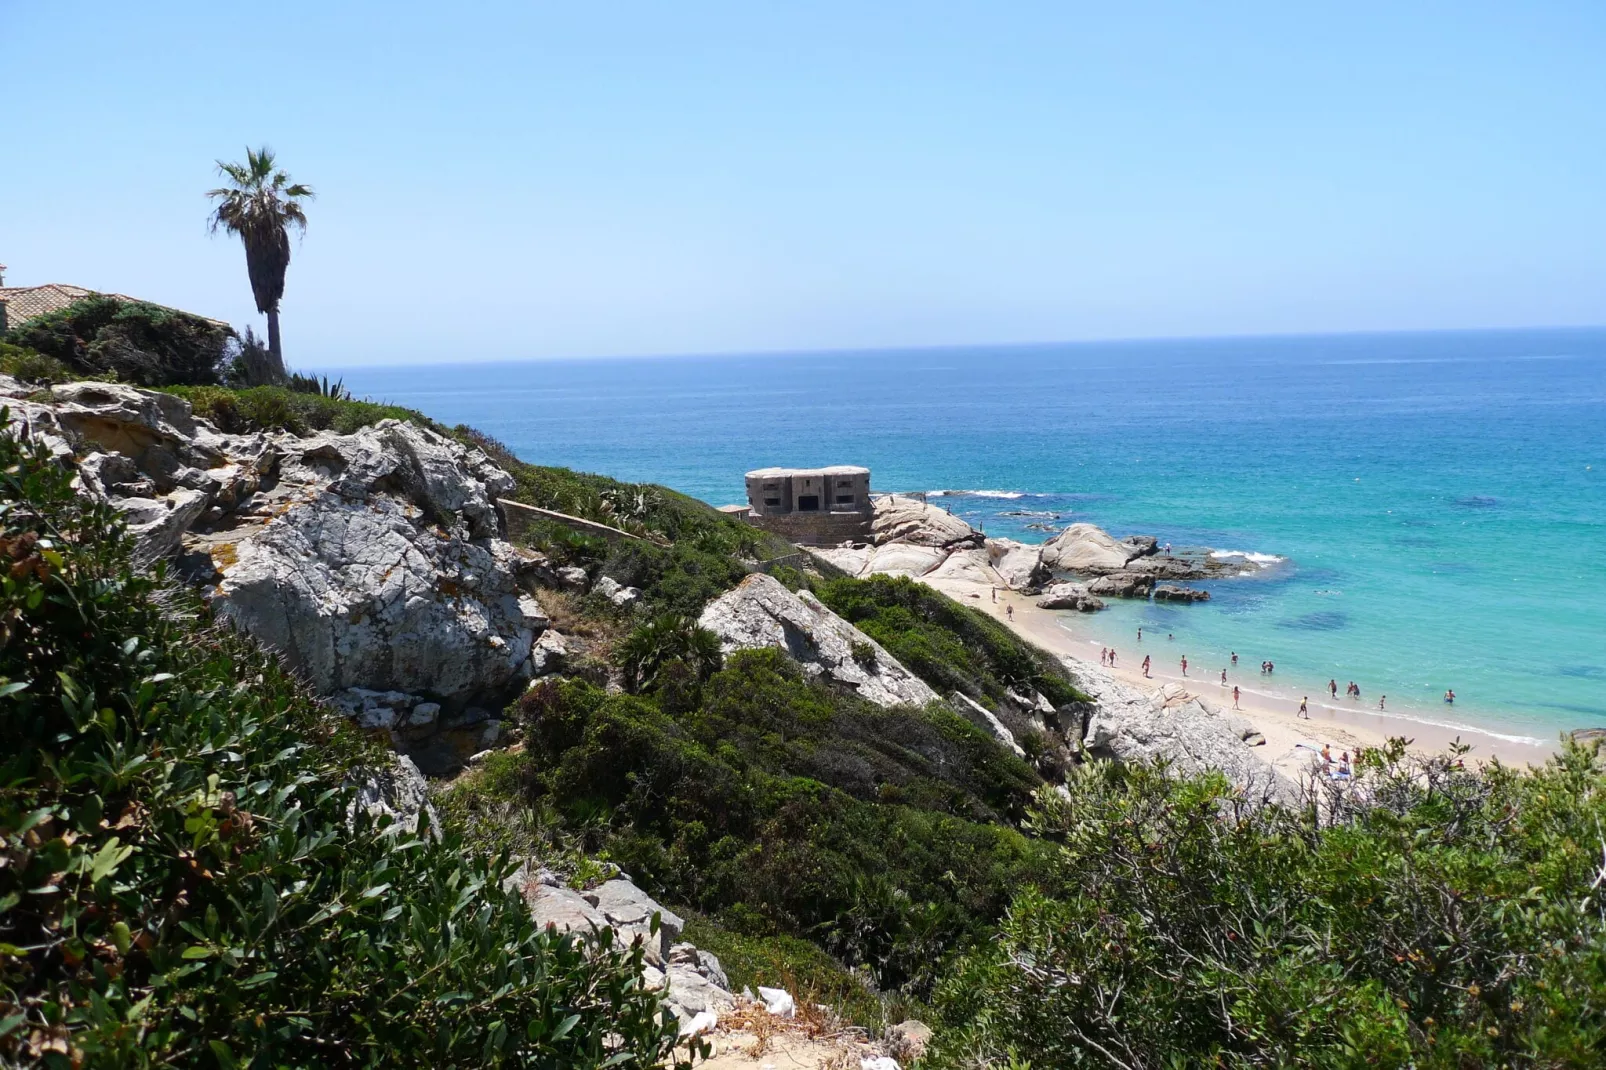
[1039,522,1138,574]
[871,494,985,548]
[1085,572,1155,598]
[6,382,552,713]
[1035,582,1106,612]
[1154,583,1211,603]
[697,573,938,708]
[1071,661,1296,803]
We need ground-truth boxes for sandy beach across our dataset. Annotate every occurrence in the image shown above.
[923,575,1560,775]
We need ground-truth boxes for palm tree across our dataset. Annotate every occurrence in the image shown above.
[206,147,313,381]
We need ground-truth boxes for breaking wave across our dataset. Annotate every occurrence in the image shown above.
[1209,549,1285,566]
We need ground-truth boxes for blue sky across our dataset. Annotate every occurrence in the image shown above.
[2,1,1603,364]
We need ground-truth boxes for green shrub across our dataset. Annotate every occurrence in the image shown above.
[926,746,1606,1068]
[8,296,233,387]
[815,574,1088,709]
[515,652,1043,994]
[164,385,429,436]
[0,419,682,1068]
[0,342,71,385]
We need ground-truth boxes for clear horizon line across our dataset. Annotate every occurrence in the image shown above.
[316,322,1606,371]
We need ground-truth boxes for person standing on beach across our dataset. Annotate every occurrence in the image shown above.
[1137,627,1143,642]
[1142,655,1151,678]
[1006,604,1013,621]
[1329,679,1338,699]
[1232,685,1241,709]
[1299,696,1309,719]
[1220,668,1227,685]
[1109,650,1117,667]
[1379,695,1386,710]
[1181,656,1188,676]
[1100,647,1107,666]
[991,587,996,603]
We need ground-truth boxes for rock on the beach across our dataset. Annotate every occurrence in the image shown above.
[863,542,950,578]
[1086,571,1155,598]
[698,573,939,708]
[924,546,998,586]
[1153,583,1211,603]
[1072,660,1296,803]
[871,494,984,548]
[1036,582,1106,612]
[987,537,1051,590]
[1039,522,1137,574]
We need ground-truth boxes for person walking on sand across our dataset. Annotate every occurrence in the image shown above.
[1220,668,1228,685]
[1232,685,1241,709]
[1142,655,1152,678]
[1181,655,1189,676]
[1100,647,1107,666]
[1109,650,1117,668]
[991,586,996,603]
[1006,604,1013,621]
[1299,696,1309,719]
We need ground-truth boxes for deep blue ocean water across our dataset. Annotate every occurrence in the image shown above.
[331,330,1606,744]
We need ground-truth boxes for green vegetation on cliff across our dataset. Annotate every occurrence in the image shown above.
[0,421,681,1067]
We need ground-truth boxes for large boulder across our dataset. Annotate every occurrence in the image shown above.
[987,538,1050,590]
[697,573,939,708]
[1036,582,1106,612]
[208,421,545,705]
[1073,660,1296,803]
[1039,522,1136,574]
[1086,571,1155,598]
[863,542,950,578]
[1154,583,1210,603]
[8,382,549,711]
[871,494,984,548]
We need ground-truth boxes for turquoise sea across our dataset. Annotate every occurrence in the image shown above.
[332,330,1606,746]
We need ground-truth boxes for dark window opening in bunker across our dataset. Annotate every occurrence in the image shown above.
[797,494,820,511]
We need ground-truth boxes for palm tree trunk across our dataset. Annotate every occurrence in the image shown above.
[265,306,287,383]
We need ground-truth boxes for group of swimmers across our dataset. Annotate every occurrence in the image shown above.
[1123,628,1458,718]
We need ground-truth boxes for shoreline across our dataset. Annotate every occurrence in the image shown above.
[924,576,1561,774]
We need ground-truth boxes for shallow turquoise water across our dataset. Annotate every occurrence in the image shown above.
[332,329,1606,743]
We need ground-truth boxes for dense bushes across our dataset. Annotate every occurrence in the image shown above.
[515,652,1044,995]
[7,296,234,387]
[0,422,681,1067]
[815,574,1087,710]
[163,384,426,436]
[926,745,1606,1068]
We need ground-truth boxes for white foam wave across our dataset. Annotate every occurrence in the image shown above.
[1209,549,1285,566]
[927,489,1027,499]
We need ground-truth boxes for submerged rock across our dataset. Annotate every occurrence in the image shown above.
[698,573,939,708]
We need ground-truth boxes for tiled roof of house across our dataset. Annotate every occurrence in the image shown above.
[0,283,230,332]
[0,283,95,329]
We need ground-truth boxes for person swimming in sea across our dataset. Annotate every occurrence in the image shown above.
[1231,651,1238,666]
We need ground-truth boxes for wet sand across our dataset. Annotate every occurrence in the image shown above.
[924,576,1560,774]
